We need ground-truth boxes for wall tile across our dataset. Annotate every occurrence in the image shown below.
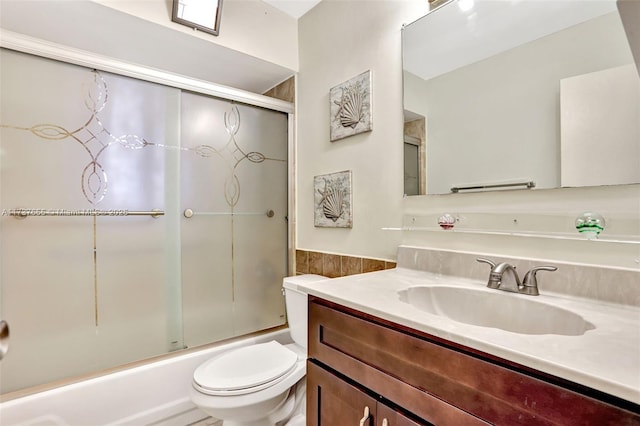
[263,77,295,103]
[341,256,362,276]
[295,249,309,274]
[308,251,324,275]
[295,249,395,278]
[323,254,342,278]
[363,258,386,273]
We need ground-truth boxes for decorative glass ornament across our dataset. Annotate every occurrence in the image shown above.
[575,212,605,239]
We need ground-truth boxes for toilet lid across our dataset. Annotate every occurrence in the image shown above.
[193,341,298,395]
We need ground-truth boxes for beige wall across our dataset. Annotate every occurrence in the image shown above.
[296,1,429,261]
[297,0,640,269]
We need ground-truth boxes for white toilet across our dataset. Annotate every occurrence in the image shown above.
[190,274,325,426]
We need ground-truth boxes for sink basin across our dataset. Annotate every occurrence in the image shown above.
[398,286,595,336]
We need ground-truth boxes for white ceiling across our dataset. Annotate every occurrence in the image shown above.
[263,0,322,18]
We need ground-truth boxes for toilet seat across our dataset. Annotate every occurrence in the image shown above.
[193,341,299,396]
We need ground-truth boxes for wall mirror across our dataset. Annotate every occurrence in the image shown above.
[402,0,640,195]
[172,0,223,36]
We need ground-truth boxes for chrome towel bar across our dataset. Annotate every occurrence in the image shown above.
[451,181,535,193]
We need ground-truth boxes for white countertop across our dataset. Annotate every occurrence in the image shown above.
[295,268,640,405]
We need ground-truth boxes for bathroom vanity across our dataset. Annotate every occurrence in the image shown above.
[301,248,640,425]
[307,297,638,425]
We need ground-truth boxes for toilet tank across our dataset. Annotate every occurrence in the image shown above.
[282,274,325,348]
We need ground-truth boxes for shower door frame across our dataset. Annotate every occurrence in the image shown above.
[0,29,297,395]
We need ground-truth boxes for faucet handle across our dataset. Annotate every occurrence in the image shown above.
[522,266,558,295]
[476,258,501,289]
[476,257,496,269]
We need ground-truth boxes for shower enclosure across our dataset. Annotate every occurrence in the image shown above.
[0,44,292,395]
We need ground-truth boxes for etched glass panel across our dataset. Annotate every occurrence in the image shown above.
[0,50,182,393]
[231,104,288,336]
[0,48,289,394]
[180,93,288,346]
[180,92,235,347]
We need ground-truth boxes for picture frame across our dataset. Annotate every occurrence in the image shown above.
[314,171,353,228]
[329,70,372,142]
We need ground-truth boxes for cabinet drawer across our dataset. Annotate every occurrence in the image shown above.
[308,298,640,425]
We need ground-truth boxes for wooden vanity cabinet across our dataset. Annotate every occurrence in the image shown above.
[306,297,640,426]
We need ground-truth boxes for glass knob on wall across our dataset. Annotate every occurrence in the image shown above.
[575,212,605,239]
[438,213,456,230]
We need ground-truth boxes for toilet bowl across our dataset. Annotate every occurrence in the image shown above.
[190,274,325,426]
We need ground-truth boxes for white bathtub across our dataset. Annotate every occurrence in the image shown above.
[0,329,291,426]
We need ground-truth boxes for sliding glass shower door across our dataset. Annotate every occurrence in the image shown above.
[180,92,288,348]
[0,48,289,394]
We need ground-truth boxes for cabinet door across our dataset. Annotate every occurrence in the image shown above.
[307,361,377,426]
[377,404,427,426]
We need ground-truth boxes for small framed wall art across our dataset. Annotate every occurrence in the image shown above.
[329,70,372,142]
[314,170,353,228]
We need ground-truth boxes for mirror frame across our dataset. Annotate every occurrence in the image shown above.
[172,0,223,37]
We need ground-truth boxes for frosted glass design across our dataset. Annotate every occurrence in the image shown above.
[0,49,289,394]
[180,93,287,347]
[231,104,288,336]
[0,50,182,393]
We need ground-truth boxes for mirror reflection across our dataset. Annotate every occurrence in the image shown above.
[402,0,640,195]
[172,0,223,36]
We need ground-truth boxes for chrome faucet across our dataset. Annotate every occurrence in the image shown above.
[488,261,522,292]
[477,258,557,296]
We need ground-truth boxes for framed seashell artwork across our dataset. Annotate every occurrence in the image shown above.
[314,170,353,228]
[329,70,372,142]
